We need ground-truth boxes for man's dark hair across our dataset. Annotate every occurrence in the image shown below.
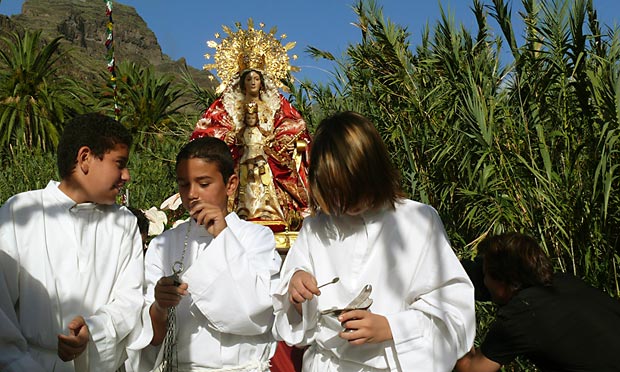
[176,136,234,183]
[56,113,132,179]
[478,232,554,290]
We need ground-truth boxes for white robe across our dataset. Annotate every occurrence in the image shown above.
[0,181,144,372]
[272,200,476,372]
[129,213,281,372]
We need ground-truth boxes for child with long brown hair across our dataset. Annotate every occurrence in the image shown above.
[272,111,476,371]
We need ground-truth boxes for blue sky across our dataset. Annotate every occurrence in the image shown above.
[1,0,619,84]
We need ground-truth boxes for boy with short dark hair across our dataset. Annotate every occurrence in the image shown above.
[0,113,144,372]
[129,136,281,372]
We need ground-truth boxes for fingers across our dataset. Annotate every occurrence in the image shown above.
[58,334,87,354]
[337,312,368,345]
[338,329,368,345]
[58,316,89,361]
[289,283,318,303]
[337,311,393,344]
[304,277,320,296]
[156,276,189,292]
[189,202,227,236]
[155,277,188,308]
[188,202,217,224]
[338,310,363,335]
[288,271,319,305]
[289,289,312,305]
[67,316,86,333]
[157,276,187,287]
[58,332,88,348]
[57,340,81,361]
[338,309,366,323]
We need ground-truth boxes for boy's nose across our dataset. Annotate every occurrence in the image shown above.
[122,168,131,182]
[188,184,198,199]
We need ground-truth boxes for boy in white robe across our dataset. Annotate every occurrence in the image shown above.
[272,111,476,371]
[129,136,280,372]
[0,113,144,372]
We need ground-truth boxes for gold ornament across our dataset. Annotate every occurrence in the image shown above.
[245,101,258,114]
[203,18,300,93]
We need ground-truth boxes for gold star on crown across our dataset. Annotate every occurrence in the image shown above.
[203,18,299,92]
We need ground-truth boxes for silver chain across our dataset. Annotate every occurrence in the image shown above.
[161,221,191,372]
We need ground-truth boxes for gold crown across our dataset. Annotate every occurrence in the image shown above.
[203,19,299,92]
[245,101,258,114]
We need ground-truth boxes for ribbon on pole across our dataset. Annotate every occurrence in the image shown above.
[106,0,129,207]
[104,0,120,119]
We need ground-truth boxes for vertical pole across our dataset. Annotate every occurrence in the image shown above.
[104,0,120,120]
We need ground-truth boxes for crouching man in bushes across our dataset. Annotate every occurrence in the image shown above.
[457,232,620,372]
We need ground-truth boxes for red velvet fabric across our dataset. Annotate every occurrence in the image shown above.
[270,341,304,372]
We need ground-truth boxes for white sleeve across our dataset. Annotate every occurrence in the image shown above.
[385,207,476,371]
[0,299,46,372]
[182,222,280,336]
[0,203,46,372]
[124,235,166,372]
[127,235,164,351]
[271,222,319,346]
[83,215,145,369]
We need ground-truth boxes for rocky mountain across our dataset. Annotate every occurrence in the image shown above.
[0,0,217,102]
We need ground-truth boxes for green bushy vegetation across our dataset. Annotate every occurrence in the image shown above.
[122,129,188,210]
[0,145,57,202]
[1,1,618,371]
[293,0,619,296]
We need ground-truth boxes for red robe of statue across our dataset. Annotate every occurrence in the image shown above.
[191,93,310,232]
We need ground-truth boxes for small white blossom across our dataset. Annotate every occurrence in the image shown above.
[160,193,182,211]
[144,207,167,236]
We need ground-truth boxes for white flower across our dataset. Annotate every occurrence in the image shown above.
[144,207,168,236]
[160,193,182,211]
[172,217,190,229]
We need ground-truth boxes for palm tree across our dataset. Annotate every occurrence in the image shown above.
[0,30,86,151]
[179,63,218,114]
[97,61,189,148]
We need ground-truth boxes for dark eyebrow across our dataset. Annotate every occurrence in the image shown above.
[177,175,214,182]
[196,176,214,181]
[110,152,128,160]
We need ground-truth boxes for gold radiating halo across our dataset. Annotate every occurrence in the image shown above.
[203,18,300,92]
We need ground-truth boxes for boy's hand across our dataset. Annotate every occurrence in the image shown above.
[338,310,393,345]
[189,200,227,237]
[57,316,89,361]
[154,276,189,310]
[288,270,320,314]
[149,276,189,346]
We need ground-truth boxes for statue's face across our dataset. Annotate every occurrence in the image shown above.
[243,71,262,96]
[245,113,258,127]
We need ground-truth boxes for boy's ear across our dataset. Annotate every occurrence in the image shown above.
[225,174,239,196]
[76,146,92,174]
